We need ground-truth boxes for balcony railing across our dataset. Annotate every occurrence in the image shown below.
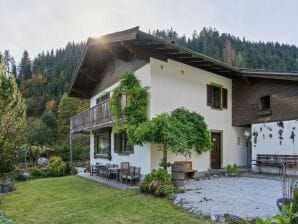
[70,100,113,133]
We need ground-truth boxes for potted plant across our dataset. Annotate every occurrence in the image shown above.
[226,164,238,176]
[0,176,14,193]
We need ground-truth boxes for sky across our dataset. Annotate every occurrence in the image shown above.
[1,0,298,63]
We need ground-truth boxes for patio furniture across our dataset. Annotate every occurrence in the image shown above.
[253,154,298,173]
[90,165,99,176]
[121,166,141,185]
[119,162,130,183]
[98,164,108,177]
[107,164,119,180]
[127,167,141,185]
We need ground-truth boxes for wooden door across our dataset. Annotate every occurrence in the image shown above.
[211,132,222,169]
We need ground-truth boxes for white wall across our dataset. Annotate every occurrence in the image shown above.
[252,120,298,172]
[149,58,248,172]
[88,57,248,175]
[89,63,152,175]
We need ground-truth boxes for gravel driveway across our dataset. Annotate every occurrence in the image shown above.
[173,177,281,219]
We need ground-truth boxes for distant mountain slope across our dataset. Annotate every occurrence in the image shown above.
[152,28,298,71]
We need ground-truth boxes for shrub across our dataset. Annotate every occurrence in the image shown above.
[30,167,48,178]
[139,168,176,197]
[47,156,67,177]
[65,163,78,175]
[293,181,298,210]
[30,167,42,177]
[0,212,14,224]
[226,163,238,176]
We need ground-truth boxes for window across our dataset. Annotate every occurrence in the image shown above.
[114,131,134,154]
[259,95,271,112]
[94,128,111,159]
[96,93,110,104]
[207,84,228,109]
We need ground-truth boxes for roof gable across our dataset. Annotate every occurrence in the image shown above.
[69,27,298,98]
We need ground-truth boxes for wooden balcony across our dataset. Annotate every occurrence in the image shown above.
[70,100,113,133]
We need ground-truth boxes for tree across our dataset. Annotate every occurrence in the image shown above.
[223,40,237,66]
[0,57,27,173]
[132,108,212,170]
[57,93,88,142]
[3,50,10,73]
[10,57,17,78]
[45,99,57,112]
[57,93,89,160]
[19,50,32,83]
[27,119,53,146]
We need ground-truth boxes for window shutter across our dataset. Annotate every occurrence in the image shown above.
[124,133,134,153]
[207,84,212,106]
[222,88,228,109]
[114,133,120,153]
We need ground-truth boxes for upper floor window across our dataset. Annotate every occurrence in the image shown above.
[114,131,134,155]
[207,84,228,109]
[96,93,110,104]
[259,95,271,112]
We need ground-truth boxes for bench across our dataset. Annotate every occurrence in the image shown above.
[253,154,298,173]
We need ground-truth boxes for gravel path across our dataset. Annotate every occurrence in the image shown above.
[173,177,281,219]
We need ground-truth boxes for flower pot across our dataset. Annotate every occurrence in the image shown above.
[0,183,10,193]
[276,198,292,213]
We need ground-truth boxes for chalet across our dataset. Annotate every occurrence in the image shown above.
[69,27,298,176]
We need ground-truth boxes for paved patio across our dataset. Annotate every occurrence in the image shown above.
[77,169,138,190]
[174,177,282,219]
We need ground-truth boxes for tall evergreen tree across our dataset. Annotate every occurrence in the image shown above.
[19,50,32,82]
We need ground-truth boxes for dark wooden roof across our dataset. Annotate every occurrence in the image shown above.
[69,27,298,98]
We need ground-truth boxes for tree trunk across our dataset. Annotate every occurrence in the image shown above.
[162,145,168,170]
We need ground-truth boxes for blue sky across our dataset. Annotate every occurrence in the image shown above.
[0,0,297,63]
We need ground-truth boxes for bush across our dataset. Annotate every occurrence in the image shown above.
[30,167,48,178]
[226,163,238,176]
[47,156,67,177]
[65,163,78,175]
[139,168,177,197]
[0,212,14,224]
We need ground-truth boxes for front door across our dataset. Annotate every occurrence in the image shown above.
[211,132,222,169]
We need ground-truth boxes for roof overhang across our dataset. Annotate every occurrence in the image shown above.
[69,27,298,99]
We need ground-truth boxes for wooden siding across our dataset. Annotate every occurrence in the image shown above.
[91,56,147,97]
[232,78,298,126]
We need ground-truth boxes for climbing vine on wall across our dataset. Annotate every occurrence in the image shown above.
[109,72,149,141]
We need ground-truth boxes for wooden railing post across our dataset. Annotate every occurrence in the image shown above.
[69,100,113,133]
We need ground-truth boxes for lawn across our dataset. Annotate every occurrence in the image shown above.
[0,176,210,224]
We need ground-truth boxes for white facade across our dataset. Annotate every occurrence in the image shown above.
[89,57,248,175]
[251,120,298,173]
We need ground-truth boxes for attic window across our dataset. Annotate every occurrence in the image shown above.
[96,93,110,104]
[259,95,271,112]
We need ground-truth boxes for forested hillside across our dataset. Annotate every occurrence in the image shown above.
[151,28,298,71]
[1,26,298,161]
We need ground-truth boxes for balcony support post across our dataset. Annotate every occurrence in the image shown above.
[70,132,73,167]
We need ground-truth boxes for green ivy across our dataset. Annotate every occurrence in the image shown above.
[109,73,149,141]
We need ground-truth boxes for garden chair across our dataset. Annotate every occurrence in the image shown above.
[90,165,98,176]
[126,167,141,185]
[107,164,119,180]
[119,162,130,183]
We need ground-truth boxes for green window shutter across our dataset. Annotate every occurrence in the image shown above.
[222,88,228,109]
[114,133,120,153]
[207,84,213,106]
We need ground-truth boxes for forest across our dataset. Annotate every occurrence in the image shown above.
[2,27,298,163]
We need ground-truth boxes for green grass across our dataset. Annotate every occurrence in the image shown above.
[0,176,210,224]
